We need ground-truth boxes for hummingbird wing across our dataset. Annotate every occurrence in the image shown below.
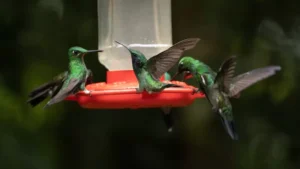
[86,69,93,85]
[146,38,200,79]
[27,71,68,107]
[28,71,68,97]
[228,66,281,97]
[214,56,237,93]
[45,78,83,107]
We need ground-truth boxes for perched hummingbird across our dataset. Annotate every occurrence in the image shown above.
[27,47,102,108]
[174,56,281,140]
[115,38,200,94]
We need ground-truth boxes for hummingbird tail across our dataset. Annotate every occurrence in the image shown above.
[28,81,57,97]
[219,116,239,140]
[161,106,173,132]
[27,79,64,107]
[27,88,52,107]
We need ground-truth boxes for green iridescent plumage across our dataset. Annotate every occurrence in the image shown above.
[175,56,281,140]
[115,38,200,94]
[27,46,102,108]
[116,38,200,132]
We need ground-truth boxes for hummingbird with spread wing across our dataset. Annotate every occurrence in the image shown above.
[174,56,281,140]
[115,38,200,93]
[27,46,102,108]
[115,38,200,132]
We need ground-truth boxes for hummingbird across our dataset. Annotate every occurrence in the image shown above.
[115,38,200,94]
[27,46,102,108]
[174,56,281,140]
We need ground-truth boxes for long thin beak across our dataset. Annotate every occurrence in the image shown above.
[172,71,193,81]
[85,49,103,53]
[171,72,180,81]
[115,41,130,50]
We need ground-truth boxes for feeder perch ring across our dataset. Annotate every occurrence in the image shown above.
[65,70,205,109]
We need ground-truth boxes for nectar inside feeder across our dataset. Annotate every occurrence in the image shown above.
[65,0,205,109]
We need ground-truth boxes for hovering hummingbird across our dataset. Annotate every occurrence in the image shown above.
[174,56,281,140]
[115,38,200,94]
[27,46,102,108]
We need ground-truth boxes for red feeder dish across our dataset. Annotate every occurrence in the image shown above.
[65,70,205,109]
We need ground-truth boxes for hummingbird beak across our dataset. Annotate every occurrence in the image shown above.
[171,72,180,81]
[84,49,103,53]
[115,41,130,50]
[172,71,193,81]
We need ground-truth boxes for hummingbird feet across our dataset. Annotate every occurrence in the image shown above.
[83,89,92,97]
[135,88,144,93]
[192,88,199,95]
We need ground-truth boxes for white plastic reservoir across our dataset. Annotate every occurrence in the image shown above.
[97,0,172,70]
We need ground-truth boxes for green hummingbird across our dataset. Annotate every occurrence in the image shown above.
[174,56,281,140]
[115,38,200,94]
[27,46,102,108]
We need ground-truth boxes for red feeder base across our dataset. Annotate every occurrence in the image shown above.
[65,70,205,109]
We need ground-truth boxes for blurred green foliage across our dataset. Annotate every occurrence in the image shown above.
[0,0,300,169]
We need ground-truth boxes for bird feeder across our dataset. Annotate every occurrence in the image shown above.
[65,0,204,109]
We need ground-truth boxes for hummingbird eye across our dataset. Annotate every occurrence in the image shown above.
[72,50,80,56]
[178,62,184,69]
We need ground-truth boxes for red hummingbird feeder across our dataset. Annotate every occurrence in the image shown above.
[65,70,204,109]
[65,0,205,109]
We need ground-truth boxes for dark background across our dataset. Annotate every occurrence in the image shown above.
[1,0,300,169]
